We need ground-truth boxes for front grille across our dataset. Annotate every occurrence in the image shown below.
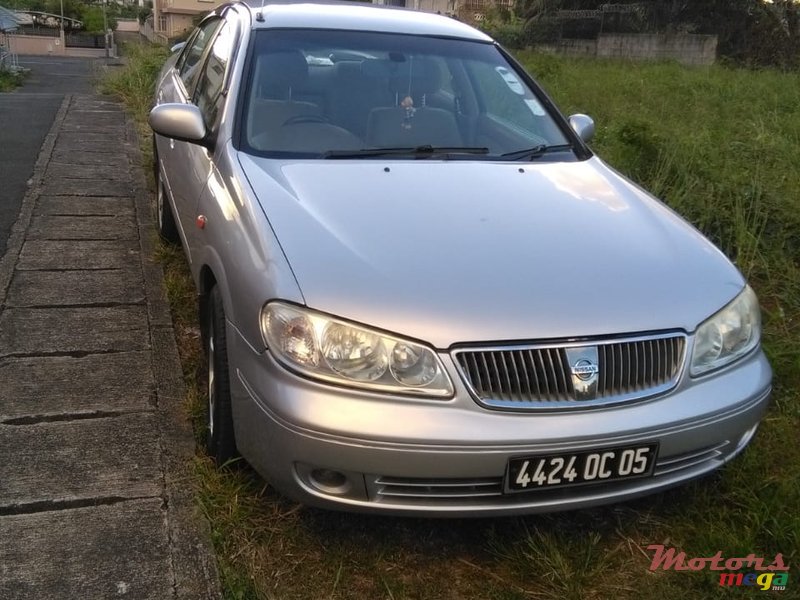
[453,333,686,409]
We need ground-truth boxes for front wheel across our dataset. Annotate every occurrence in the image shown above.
[205,285,237,464]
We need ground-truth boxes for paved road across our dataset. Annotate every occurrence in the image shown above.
[0,56,94,255]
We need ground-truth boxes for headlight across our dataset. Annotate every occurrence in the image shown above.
[690,285,761,376]
[260,302,454,397]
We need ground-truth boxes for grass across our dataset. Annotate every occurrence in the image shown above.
[104,44,799,600]
[0,68,25,92]
[101,41,169,166]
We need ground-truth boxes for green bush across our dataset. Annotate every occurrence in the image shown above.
[480,10,527,49]
[0,69,24,92]
[81,5,117,33]
[612,118,663,182]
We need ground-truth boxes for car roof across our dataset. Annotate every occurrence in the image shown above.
[231,0,491,41]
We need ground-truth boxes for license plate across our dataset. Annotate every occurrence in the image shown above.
[505,443,658,493]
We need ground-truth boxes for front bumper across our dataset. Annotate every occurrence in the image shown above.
[228,324,772,516]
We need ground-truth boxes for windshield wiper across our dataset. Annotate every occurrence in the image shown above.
[323,146,490,159]
[499,143,574,161]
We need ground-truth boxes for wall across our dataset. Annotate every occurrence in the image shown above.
[161,0,215,13]
[7,33,66,56]
[597,33,717,66]
[116,18,140,33]
[65,46,107,57]
[414,0,453,14]
[536,39,596,57]
[535,33,717,66]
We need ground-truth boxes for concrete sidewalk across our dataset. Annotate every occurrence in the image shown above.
[0,94,221,599]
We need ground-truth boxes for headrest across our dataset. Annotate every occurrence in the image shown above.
[257,50,309,97]
[388,58,443,96]
[333,60,364,84]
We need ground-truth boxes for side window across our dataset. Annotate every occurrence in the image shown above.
[178,18,222,94]
[195,21,233,127]
[175,30,199,73]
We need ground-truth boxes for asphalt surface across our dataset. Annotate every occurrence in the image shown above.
[14,55,95,94]
[0,57,94,255]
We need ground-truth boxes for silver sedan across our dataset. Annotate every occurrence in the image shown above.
[149,0,771,516]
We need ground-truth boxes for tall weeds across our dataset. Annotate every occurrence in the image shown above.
[102,42,169,127]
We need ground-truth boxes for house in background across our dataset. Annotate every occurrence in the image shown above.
[151,0,512,40]
[375,0,515,22]
[153,0,215,39]
[375,0,454,14]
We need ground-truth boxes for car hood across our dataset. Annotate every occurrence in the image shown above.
[239,154,744,349]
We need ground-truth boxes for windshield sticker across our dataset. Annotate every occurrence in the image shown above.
[306,55,334,66]
[525,98,546,116]
[495,66,525,95]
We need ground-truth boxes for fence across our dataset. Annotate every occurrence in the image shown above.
[1,32,21,70]
[10,26,104,49]
[64,32,105,48]
[15,25,58,37]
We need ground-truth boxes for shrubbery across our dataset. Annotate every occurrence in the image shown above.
[102,41,169,124]
[0,69,25,92]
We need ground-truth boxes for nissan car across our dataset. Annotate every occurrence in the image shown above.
[148,0,772,515]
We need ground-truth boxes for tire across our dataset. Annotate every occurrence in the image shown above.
[205,285,237,465]
[155,157,180,244]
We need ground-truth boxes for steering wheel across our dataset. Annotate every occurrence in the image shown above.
[281,114,331,127]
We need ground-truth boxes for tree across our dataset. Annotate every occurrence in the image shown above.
[80,4,116,33]
[665,0,799,67]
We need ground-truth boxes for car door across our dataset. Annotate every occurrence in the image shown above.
[155,16,223,259]
[183,17,237,260]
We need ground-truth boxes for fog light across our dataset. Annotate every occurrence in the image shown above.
[309,468,349,494]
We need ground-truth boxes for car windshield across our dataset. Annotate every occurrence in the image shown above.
[241,29,572,159]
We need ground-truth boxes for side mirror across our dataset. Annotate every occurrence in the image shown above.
[568,114,595,143]
[149,103,207,145]
[170,41,187,54]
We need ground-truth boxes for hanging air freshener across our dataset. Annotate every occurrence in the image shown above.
[401,95,415,130]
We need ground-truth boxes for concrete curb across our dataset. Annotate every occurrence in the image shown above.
[124,113,224,599]
[0,94,70,307]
